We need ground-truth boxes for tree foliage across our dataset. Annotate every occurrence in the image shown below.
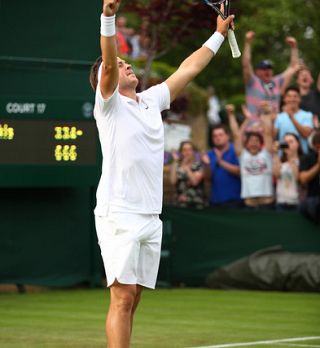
[122,0,216,89]
[122,0,320,103]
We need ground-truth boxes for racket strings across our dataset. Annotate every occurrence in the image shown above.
[205,0,230,20]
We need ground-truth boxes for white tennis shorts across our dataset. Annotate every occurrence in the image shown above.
[95,211,162,289]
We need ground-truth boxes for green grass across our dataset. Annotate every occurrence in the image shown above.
[0,289,319,348]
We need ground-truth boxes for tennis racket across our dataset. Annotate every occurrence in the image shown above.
[203,0,241,58]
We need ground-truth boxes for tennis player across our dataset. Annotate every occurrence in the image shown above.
[90,0,235,347]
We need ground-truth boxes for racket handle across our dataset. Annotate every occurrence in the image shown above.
[227,29,241,58]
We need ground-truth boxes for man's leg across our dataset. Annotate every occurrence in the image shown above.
[130,285,143,334]
[106,281,141,348]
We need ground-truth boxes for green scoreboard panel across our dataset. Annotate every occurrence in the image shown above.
[0,97,100,187]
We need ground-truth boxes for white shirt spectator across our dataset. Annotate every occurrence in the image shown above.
[240,149,273,199]
[276,161,299,205]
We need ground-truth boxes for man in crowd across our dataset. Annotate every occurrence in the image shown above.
[242,31,299,120]
[202,125,241,207]
[299,130,320,224]
[90,0,235,346]
[296,67,320,127]
[274,86,313,154]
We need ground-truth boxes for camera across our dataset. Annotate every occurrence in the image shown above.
[279,143,289,149]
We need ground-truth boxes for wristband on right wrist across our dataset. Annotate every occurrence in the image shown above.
[203,31,225,55]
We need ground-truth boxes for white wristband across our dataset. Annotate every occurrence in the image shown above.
[203,32,225,55]
[100,14,116,37]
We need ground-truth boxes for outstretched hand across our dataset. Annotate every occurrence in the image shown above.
[225,104,235,116]
[245,31,255,44]
[286,36,297,48]
[103,0,121,17]
[216,14,235,37]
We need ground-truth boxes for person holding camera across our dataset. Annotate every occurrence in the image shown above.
[273,133,303,210]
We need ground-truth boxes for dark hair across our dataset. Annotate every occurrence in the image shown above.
[280,132,303,162]
[211,124,229,136]
[312,130,320,146]
[284,85,300,96]
[89,56,103,91]
[244,132,264,146]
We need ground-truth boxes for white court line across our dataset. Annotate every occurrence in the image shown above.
[187,336,320,348]
[278,344,320,348]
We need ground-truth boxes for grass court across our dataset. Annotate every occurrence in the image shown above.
[1,288,319,347]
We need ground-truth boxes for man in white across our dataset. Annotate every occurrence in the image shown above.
[90,1,234,347]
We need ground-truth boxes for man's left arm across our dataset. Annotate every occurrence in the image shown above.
[165,15,234,102]
[280,37,300,94]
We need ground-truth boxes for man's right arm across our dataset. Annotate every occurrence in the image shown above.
[242,31,255,85]
[99,0,120,99]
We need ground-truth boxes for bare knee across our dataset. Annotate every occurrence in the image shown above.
[110,283,137,314]
[133,285,143,311]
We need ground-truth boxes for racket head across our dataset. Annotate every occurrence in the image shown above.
[203,0,230,18]
[204,0,225,4]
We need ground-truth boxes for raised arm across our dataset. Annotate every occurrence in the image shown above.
[280,37,300,94]
[259,102,275,153]
[242,31,255,85]
[99,0,121,99]
[226,104,243,156]
[165,14,234,103]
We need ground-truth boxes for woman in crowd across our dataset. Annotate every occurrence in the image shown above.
[170,141,205,209]
[273,133,303,210]
[226,103,274,208]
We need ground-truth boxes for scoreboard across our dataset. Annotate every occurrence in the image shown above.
[0,120,96,165]
[0,98,100,187]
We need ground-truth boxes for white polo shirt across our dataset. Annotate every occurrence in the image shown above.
[94,73,170,216]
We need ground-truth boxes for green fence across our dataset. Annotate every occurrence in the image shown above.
[1,203,319,288]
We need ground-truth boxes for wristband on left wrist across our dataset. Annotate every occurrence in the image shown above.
[100,14,116,37]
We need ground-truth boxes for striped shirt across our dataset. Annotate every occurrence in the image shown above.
[246,74,284,119]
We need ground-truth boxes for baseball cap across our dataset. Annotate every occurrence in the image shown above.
[255,60,274,69]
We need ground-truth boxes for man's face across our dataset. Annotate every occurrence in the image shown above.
[117,58,139,90]
[283,90,301,110]
[255,68,273,83]
[297,69,313,89]
[212,128,229,148]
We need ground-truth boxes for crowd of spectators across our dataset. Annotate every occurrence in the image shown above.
[115,15,150,60]
[168,31,320,224]
[113,18,320,222]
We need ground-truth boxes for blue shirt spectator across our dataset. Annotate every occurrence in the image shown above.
[207,144,241,205]
[203,125,241,206]
[274,86,313,154]
[275,109,313,154]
